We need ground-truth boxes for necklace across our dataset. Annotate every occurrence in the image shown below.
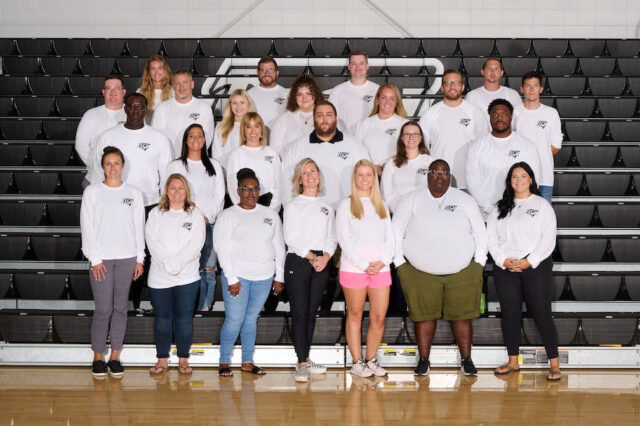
[514,197,528,208]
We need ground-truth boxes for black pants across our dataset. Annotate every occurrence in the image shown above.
[285,252,329,363]
[494,256,558,359]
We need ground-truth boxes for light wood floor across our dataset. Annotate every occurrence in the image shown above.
[1,367,639,425]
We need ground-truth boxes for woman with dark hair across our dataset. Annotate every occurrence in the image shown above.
[166,124,225,311]
[270,74,325,155]
[137,55,173,120]
[214,168,285,377]
[81,146,145,378]
[487,162,560,381]
[145,173,206,375]
[380,121,435,213]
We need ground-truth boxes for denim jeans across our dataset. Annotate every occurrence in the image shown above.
[538,185,553,204]
[219,272,273,364]
[198,223,217,310]
[150,280,200,359]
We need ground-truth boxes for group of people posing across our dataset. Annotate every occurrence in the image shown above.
[78,51,563,382]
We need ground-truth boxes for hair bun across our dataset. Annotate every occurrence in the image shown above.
[236,167,257,183]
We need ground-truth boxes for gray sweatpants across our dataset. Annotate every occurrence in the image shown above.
[90,257,136,353]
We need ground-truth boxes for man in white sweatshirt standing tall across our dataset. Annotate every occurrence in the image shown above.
[465,59,522,122]
[247,56,289,131]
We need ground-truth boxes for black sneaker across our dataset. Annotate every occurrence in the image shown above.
[414,357,430,376]
[107,360,125,378]
[461,357,477,376]
[91,360,107,378]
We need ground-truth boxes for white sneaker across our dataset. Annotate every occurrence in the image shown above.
[349,359,374,378]
[295,364,309,382]
[366,358,388,377]
[308,359,327,374]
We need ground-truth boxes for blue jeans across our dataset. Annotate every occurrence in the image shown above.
[198,223,217,310]
[538,185,553,204]
[150,280,200,359]
[219,272,272,364]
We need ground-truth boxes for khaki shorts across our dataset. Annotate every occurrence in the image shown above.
[397,260,483,322]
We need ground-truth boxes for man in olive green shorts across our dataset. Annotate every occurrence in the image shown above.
[391,160,488,376]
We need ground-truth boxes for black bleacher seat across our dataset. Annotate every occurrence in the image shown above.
[617,59,640,77]
[531,39,569,57]
[553,174,582,195]
[620,147,640,167]
[422,39,458,57]
[610,239,640,261]
[557,239,607,262]
[466,77,485,91]
[556,98,595,118]
[235,39,275,57]
[192,314,225,344]
[367,75,387,87]
[112,57,150,76]
[0,171,83,195]
[523,317,578,345]
[123,315,155,344]
[361,315,405,344]
[461,58,486,75]
[456,39,495,56]
[606,40,640,57]
[540,58,577,76]
[388,76,430,93]
[610,122,640,141]
[471,317,504,345]
[255,314,287,344]
[571,40,606,57]
[69,273,92,300]
[48,39,88,56]
[0,273,11,299]
[555,173,632,196]
[563,122,606,141]
[0,237,27,260]
[495,39,531,57]
[383,39,422,57]
[0,202,81,226]
[0,311,53,342]
[89,39,131,57]
[580,58,616,76]
[570,276,622,301]
[31,236,81,261]
[552,205,594,227]
[547,76,585,96]
[39,58,78,75]
[304,38,345,57]
[599,98,637,118]
[406,317,455,345]
[589,77,627,96]
[14,273,67,299]
[347,39,386,57]
[54,314,92,343]
[163,58,193,74]
[501,57,537,77]
[317,76,348,91]
[191,57,232,76]
[581,317,637,345]
[311,314,344,344]
[626,276,640,300]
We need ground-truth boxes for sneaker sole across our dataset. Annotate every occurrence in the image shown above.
[349,370,374,378]
[295,376,309,382]
[108,370,124,378]
[91,372,107,378]
[308,368,327,374]
[461,367,477,376]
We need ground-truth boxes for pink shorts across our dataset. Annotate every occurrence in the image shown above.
[339,271,392,289]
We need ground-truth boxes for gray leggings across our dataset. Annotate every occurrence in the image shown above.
[90,257,136,353]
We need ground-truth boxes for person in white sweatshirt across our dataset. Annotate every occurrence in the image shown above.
[488,162,560,381]
[81,146,145,379]
[247,56,289,131]
[465,58,522,121]
[226,112,283,211]
[283,158,337,382]
[137,55,173,123]
[212,89,255,169]
[145,173,206,376]
[336,159,394,378]
[214,168,285,377]
[381,121,435,213]
[166,123,225,312]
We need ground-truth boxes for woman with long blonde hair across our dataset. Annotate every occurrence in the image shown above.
[137,55,173,120]
[212,89,255,168]
[335,159,394,378]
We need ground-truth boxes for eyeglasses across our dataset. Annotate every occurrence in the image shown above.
[103,86,124,91]
[442,81,463,87]
[258,68,276,74]
[126,104,146,111]
[428,170,450,176]
[239,186,260,194]
[402,133,421,138]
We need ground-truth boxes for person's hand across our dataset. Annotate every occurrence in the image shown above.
[133,262,144,280]
[514,259,531,271]
[227,282,242,298]
[204,217,209,225]
[272,281,284,296]
[91,263,106,281]
[504,258,524,272]
[313,253,330,272]
[365,261,385,275]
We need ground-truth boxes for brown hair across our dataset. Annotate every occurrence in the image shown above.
[158,173,195,213]
[393,121,429,168]
[240,112,267,147]
[139,55,172,114]
[368,83,408,118]
[286,74,325,113]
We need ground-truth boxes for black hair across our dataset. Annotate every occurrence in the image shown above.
[257,56,278,71]
[179,124,215,176]
[125,92,147,106]
[103,75,125,86]
[487,98,514,115]
[237,168,258,188]
[428,159,450,172]
[521,71,543,86]
[496,162,540,220]
[101,146,125,167]
[313,100,337,116]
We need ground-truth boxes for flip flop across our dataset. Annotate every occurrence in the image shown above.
[218,367,233,377]
[149,365,169,375]
[494,364,520,375]
[547,370,562,381]
[178,365,193,375]
[242,364,266,375]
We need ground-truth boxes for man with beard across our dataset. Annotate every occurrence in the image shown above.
[247,56,289,131]
[465,59,522,123]
[282,101,370,208]
[393,160,487,376]
[151,69,215,154]
[418,70,488,190]
[466,99,541,219]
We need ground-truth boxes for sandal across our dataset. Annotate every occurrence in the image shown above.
[494,364,520,375]
[178,365,193,375]
[414,357,430,376]
[149,364,169,375]
[241,364,266,375]
[547,370,562,381]
[218,367,233,377]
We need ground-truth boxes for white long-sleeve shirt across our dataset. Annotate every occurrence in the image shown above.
[335,197,394,273]
[466,132,541,219]
[328,80,379,136]
[247,85,289,129]
[355,114,408,166]
[269,110,315,156]
[137,87,174,123]
[392,187,487,275]
[166,158,225,223]
[80,182,146,267]
[281,131,371,208]
[150,97,215,155]
[283,195,337,258]
[145,206,206,288]
[487,194,557,269]
[226,145,283,211]
[75,105,126,171]
[465,86,522,119]
[380,154,435,213]
[418,100,488,189]
[90,124,174,206]
[512,103,563,187]
[211,121,241,170]
[213,204,285,285]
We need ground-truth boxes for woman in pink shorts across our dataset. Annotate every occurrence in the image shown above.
[336,159,395,378]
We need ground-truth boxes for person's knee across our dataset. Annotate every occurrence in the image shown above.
[368,312,386,329]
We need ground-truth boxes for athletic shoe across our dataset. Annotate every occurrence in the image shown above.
[308,359,327,374]
[295,364,309,382]
[91,360,107,378]
[107,360,125,378]
[461,357,477,376]
[350,359,374,378]
[365,358,388,377]
[414,357,430,376]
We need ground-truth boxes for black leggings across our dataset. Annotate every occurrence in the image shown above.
[285,252,329,363]
[493,257,559,359]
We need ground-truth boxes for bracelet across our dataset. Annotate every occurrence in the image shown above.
[309,254,317,264]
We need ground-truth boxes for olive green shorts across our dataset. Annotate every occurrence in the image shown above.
[397,260,483,322]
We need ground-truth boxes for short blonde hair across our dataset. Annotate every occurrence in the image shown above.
[349,159,387,220]
[240,112,267,147]
[368,83,408,118]
[158,173,195,212]
[291,158,324,196]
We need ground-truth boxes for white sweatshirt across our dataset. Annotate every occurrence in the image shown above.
[466,132,541,219]
[465,86,523,118]
[283,195,337,258]
[392,187,487,275]
[136,87,174,123]
[328,80,379,136]
[80,182,146,267]
[90,124,174,206]
[145,206,206,288]
[270,110,315,156]
[512,103,563,187]
[380,153,435,213]
[487,194,557,269]
[247,85,289,129]
[75,105,126,171]
[211,121,241,169]
[335,197,394,273]
[166,158,225,223]
[225,145,283,211]
[213,204,285,285]
[355,114,408,166]
[151,97,215,155]
[281,131,371,208]
[418,100,488,189]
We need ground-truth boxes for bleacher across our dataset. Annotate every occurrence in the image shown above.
[0,38,638,366]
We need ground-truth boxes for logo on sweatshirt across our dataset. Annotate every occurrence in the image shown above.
[417,168,428,175]
[264,155,274,163]
[537,120,548,129]
[526,209,539,218]
[362,95,374,103]
[117,120,125,125]
[189,112,201,121]
[274,97,285,105]
[507,150,520,159]
[138,143,150,151]
[182,222,193,231]
[263,218,273,226]
[121,198,133,206]
[385,128,398,136]
[320,207,329,216]
[444,205,458,212]
[460,118,471,127]
[337,152,349,160]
